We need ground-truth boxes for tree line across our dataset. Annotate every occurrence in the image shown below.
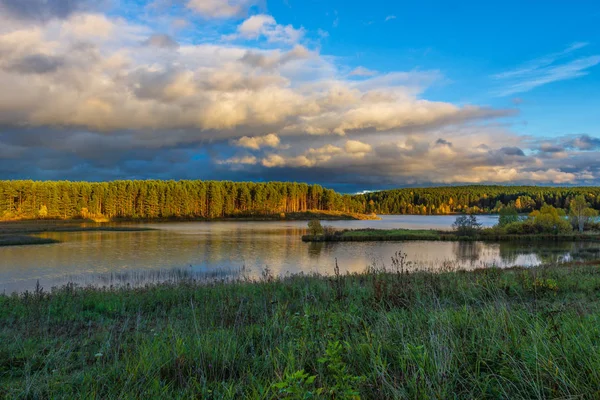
[358,185,600,215]
[1,181,600,221]
[0,180,364,220]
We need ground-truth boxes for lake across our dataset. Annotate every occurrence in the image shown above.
[1,215,599,293]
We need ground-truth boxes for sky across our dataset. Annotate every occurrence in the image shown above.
[0,0,599,192]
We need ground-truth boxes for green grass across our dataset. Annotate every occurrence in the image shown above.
[0,234,59,247]
[342,228,441,238]
[2,260,600,398]
[303,228,600,242]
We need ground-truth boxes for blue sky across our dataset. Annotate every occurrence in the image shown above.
[0,0,599,191]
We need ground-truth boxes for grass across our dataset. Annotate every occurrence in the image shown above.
[2,259,600,398]
[0,220,156,247]
[303,228,600,242]
[0,234,59,247]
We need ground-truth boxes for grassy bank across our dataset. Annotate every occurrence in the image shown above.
[1,211,379,225]
[0,220,156,247]
[0,234,59,247]
[303,228,600,242]
[2,261,600,398]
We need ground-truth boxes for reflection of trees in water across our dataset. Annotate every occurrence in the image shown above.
[498,241,600,264]
[566,242,600,262]
[453,241,483,263]
[308,242,325,258]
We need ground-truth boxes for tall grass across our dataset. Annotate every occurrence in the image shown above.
[2,258,600,398]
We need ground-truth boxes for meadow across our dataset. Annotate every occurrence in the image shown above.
[2,258,600,398]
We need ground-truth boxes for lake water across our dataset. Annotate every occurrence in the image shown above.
[1,215,599,293]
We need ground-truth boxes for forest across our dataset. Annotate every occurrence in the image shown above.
[0,180,364,221]
[1,180,600,221]
[357,185,600,215]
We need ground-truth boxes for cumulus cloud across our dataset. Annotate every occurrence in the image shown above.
[233,134,280,150]
[570,134,600,150]
[349,66,377,77]
[344,140,372,154]
[217,155,257,165]
[143,34,179,49]
[0,3,597,188]
[227,14,305,44]
[0,0,96,21]
[239,45,310,69]
[187,0,257,18]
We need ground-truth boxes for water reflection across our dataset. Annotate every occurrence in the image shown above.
[0,215,598,293]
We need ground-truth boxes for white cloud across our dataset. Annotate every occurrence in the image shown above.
[261,154,286,167]
[493,43,600,96]
[217,155,257,165]
[187,0,256,18]
[349,66,377,77]
[233,133,280,150]
[345,140,372,154]
[4,7,591,186]
[227,14,305,44]
[385,15,396,22]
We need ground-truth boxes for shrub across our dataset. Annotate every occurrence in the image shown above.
[452,214,481,237]
[323,225,337,237]
[498,206,520,227]
[307,219,324,236]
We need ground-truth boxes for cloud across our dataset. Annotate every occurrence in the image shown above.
[344,140,372,154]
[493,43,600,96]
[217,155,257,165]
[261,154,286,167]
[385,15,396,22]
[233,134,280,150]
[307,144,343,155]
[435,138,452,147]
[1,4,596,188]
[499,147,525,156]
[239,45,310,69]
[569,134,600,150]
[5,54,64,74]
[143,34,179,49]
[227,14,305,44]
[0,0,96,21]
[187,0,257,18]
[317,29,329,38]
[349,66,377,77]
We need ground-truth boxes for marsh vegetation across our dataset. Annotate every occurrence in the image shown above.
[2,259,600,398]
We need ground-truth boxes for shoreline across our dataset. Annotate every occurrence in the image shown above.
[303,228,600,242]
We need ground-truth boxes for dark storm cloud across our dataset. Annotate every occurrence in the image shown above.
[0,0,95,21]
[435,138,452,147]
[569,134,600,150]
[539,143,565,153]
[6,54,65,75]
[499,147,525,156]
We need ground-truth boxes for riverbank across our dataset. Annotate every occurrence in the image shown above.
[108,210,380,222]
[303,228,600,242]
[2,261,600,398]
[0,221,156,247]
